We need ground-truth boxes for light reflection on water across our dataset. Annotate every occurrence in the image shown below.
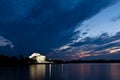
[29,65,46,80]
[1,63,120,80]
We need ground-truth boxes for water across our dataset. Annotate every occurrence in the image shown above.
[0,63,120,80]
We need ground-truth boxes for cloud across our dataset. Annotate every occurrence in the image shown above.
[112,15,120,22]
[110,49,120,53]
[0,0,118,56]
[50,32,120,60]
[74,1,120,43]
[55,45,71,51]
[0,36,14,48]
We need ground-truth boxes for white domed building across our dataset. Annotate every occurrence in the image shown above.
[29,53,48,63]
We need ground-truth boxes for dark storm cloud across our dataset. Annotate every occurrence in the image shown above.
[0,0,117,56]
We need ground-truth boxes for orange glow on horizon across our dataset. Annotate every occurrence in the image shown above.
[110,49,120,53]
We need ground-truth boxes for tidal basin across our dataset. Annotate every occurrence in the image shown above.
[1,63,120,80]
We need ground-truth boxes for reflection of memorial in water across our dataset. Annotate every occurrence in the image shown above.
[28,63,120,80]
[29,65,46,80]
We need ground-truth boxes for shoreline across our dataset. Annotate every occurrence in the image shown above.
[1,60,120,65]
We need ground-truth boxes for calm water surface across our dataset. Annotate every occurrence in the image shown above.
[0,63,120,80]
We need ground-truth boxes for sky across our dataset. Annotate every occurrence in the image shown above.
[0,0,120,60]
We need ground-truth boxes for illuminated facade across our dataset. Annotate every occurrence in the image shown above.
[29,53,47,63]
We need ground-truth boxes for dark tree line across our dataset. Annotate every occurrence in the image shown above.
[1,54,120,65]
[0,54,33,65]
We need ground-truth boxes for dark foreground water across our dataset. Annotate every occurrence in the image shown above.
[0,63,120,80]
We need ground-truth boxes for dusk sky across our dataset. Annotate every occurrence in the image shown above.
[0,0,120,60]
